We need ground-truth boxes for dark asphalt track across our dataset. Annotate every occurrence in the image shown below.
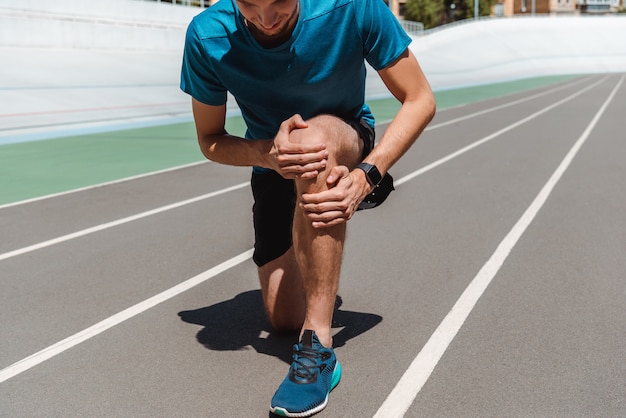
[1,74,625,417]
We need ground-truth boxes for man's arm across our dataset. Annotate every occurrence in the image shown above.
[191,99,328,179]
[361,48,436,178]
[191,99,264,167]
[300,48,436,226]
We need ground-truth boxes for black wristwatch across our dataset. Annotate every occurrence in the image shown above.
[356,162,383,187]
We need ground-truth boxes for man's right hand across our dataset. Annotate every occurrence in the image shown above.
[268,114,328,180]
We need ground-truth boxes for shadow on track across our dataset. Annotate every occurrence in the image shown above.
[178,290,383,364]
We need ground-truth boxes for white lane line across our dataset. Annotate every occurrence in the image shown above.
[423,76,592,132]
[0,78,604,263]
[374,75,624,418]
[395,76,606,187]
[0,161,208,210]
[0,249,254,384]
[0,76,614,384]
[0,182,249,262]
[1,77,588,210]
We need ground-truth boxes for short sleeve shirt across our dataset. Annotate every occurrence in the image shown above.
[180,0,411,140]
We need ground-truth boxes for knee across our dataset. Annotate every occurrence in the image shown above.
[289,114,354,152]
[288,115,334,150]
[289,115,361,192]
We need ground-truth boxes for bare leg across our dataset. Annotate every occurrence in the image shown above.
[291,198,344,348]
[258,247,305,332]
[257,115,362,346]
[290,115,363,348]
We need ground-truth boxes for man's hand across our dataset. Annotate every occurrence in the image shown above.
[299,165,373,228]
[268,114,328,180]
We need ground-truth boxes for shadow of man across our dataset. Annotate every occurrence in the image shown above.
[178,290,382,364]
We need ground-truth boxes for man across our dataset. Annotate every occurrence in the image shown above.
[180,0,435,416]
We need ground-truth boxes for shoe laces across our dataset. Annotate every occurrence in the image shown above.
[290,346,330,382]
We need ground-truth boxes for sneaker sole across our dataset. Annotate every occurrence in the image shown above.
[270,361,342,418]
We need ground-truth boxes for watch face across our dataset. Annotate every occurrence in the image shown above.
[368,165,382,186]
[358,163,382,186]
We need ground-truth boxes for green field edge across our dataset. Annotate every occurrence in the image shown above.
[0,75,579,205]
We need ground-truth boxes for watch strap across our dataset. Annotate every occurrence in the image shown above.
[356,162,383,187]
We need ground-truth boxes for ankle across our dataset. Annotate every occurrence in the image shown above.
[301,328,332,348]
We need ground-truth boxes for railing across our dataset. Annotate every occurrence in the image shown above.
[136,2,429,38]
[141,0,213,7]
[399,20,425,35]
[423,13,626,36]
[0,7,187,30]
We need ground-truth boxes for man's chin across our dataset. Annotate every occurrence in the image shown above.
[257,25,286,38]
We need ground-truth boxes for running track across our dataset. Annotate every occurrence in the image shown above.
[1,74,625,417]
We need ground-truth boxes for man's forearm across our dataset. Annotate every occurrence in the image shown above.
[197,132,272,168]
[363,96,436,175]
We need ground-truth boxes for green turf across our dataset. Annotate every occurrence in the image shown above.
[433,75,578,109]
[0,75,581,205]
[369,75,579,122]
[0,123,203,203]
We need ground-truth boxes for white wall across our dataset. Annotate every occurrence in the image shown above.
[2,1,625,83]
[0,0,199,50]
[0,0,203,142]
[412,16,626,90]
[1,2,625,142]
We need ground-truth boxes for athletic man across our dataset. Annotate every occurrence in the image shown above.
[180,0,435,415]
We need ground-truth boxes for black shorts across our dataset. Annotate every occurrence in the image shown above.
[251,118,376,267]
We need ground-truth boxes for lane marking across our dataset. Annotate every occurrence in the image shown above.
[0,182,249,262]
[423,76,591,132]
[0,83,177,91]
[0,76,616,384]
[0,100,188,118]
[374,75,624,418]
[1,77,588,209]
[0,77,605,262]
[0,249,254,384]
[0,114,195,146]
[0,161,208,210]
[395,76,606,187]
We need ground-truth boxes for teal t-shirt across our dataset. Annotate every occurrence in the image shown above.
[180,0,411,141]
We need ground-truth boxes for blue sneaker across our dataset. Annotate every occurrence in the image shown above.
[270,330,342,417]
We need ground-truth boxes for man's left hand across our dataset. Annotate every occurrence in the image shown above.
[299,165,372,228]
